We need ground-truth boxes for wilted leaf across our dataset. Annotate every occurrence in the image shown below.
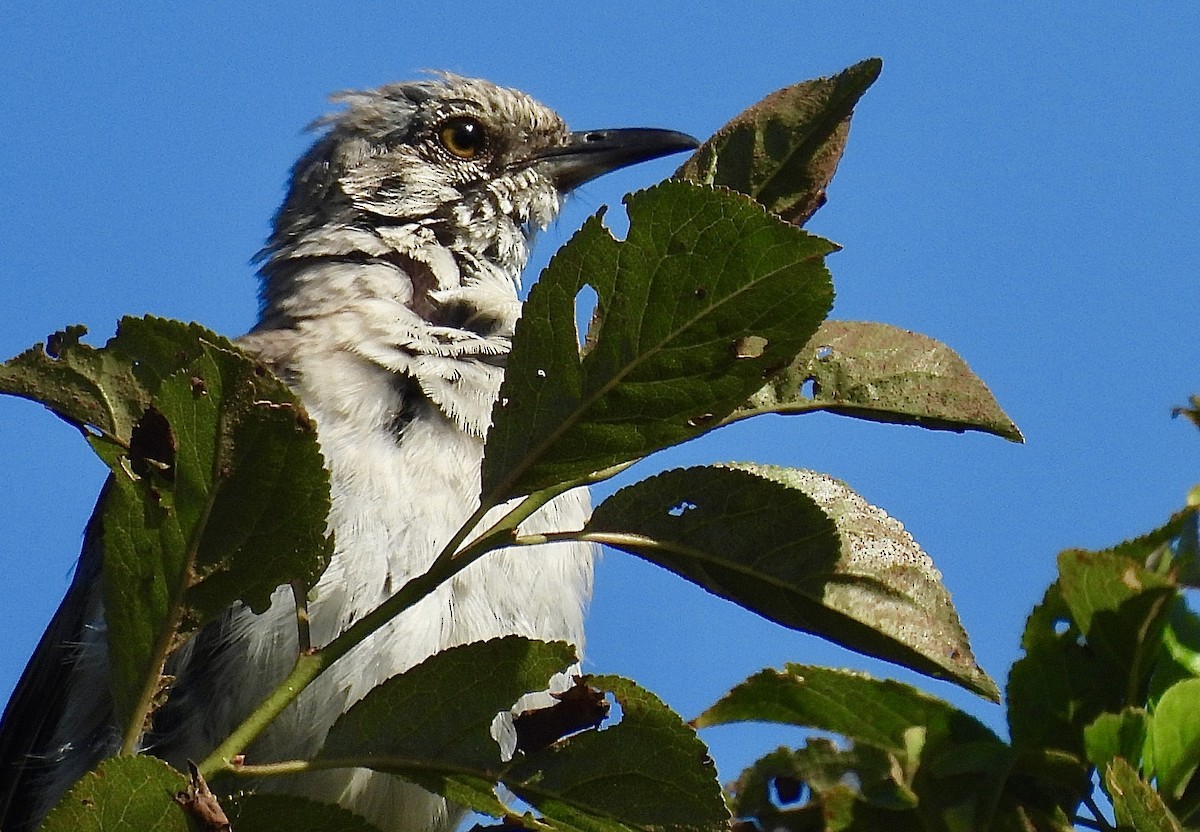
[483,180,835,501]
[695,665,997,751]
[39,756,190,832]
[1107,756,1184,832]
[223,793,386,832]
[735,321,1022,441]
[676,58,883,226]
[589,464,996,698]
[323,639,727,832]
[1149,678,1200,800]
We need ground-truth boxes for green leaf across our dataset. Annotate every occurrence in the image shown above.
[695,665,997,753]
[482,180,835,501]
[1084,708,1148,774]
[728,740,922,829]
[323,638,728,832]
[39,756,190,832]
[589,464,996,698]
[1007,582,1114,758]
[505,675,727,832]
[223,793,386,832]
[735,321,1023,442]
[0,324,147,447]
[1112,504,1200,586]
[1149,600,1200,703]
[322,636,578,783]
[89,320,332,744]
[1149,678,1200,800]
[1057,549,1175,694]
[676,58,883,226]
[1107,756,1185,832]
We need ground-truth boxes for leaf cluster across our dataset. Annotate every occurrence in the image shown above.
[713,488,1200,830]
[1,59,1033,832]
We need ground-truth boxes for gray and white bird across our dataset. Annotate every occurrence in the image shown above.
[0,75,697,832]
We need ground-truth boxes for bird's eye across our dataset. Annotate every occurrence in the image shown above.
[438,116,487,160]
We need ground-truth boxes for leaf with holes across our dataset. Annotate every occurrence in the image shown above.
[676,58,883,226]
[30,319,339,746]
[483,180,835,501]
[734,320,1022,441]
[587,463,997,698]
[39,756,191,832]
[322,637,727,832]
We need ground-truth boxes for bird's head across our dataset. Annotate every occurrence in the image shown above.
[256,74,696,334]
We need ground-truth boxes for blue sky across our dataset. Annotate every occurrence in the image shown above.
[2,4,1198,787]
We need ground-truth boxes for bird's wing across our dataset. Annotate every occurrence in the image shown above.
[0,483,110,831]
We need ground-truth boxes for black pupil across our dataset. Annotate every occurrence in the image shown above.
[448,119,482,154]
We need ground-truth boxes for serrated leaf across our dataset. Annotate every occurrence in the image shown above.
[676,58,883,226]
[735,320,1022,441]
[1057,549,1175,692]
[89,319,332,743]
[1115,504,1200,587]
[728,740,919,825]
[323,639,727,832]
[695,665,997,752]
[589,464,996,698]
[0,324,147,446]
[1107,756,1185,832]
[1149,678,1200,800]
[1007,582,1114,758]
[505,675,727,832]
[483,180,835,501]
[39,756,190,832]
[322,636,578,779]
[1084,708,1148,774]
[223,793,387,832]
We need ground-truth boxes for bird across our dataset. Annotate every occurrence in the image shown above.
[0,74,699,832]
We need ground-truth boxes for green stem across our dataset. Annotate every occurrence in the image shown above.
[196,482,574,778]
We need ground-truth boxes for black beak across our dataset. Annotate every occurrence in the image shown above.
[536,128,700,192]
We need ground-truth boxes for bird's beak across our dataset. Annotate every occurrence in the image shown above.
[535,128,700,192]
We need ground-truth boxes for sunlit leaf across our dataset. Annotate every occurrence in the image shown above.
[483,181,835,501]
[39,756,190,832]
[590,464,996,698]
[676,58,883,226]
[734,321,1022,441]
[695,665,997,750]
[1149,678,1200,800]
[1107,756,1184,832]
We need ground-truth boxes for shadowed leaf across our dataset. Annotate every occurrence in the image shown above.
[224,793,386,832]
[323,638,728,832]
[676,58,883,226]
[735,321,1022,441]
[588,464,997,699]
